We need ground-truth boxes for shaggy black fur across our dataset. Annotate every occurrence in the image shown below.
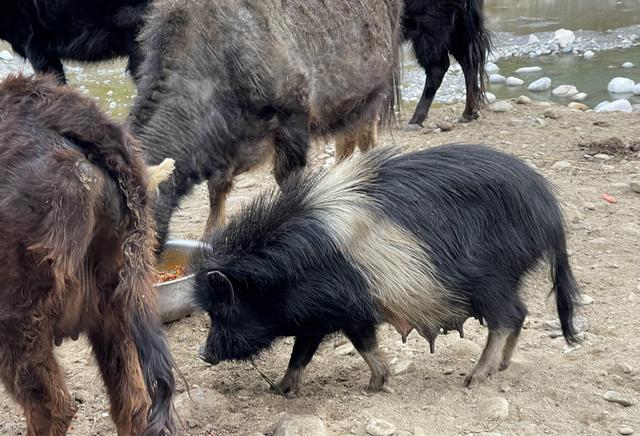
[403,0,492,124]
[193,144,580,391]
[0,0,149,84]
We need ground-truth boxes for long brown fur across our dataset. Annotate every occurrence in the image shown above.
[0,74,176,435]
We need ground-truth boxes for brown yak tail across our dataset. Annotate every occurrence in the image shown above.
[8,74,178,435]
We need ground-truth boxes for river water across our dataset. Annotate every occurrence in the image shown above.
[1,0,640,113]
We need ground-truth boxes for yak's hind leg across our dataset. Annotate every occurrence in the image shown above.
[335,117,379,162]
[356,118,379,155]
[205,175,233,234]
[335,131,358,162]
[344,324,391,393]
[88,316,151,435]
[273,113,310,186]
[408,49,450,126]
[0,338,76,436]
[275,334,324,396]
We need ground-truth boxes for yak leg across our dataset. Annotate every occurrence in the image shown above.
[463,329,510,387]
[335,131,358,162]
[408,50,450,126]
[273,113,310,186]
[205,175,233,234]
[275,334,324,395]
[499,327,522,371]
[0,338,76,436]
[88,317,150,436]
[457,54,481,122]
[24,36,67,84]
[344,324,391,393]
[356,118,378,154]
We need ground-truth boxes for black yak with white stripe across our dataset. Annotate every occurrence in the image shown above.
[193,144,580,393]
[0,0,149,84]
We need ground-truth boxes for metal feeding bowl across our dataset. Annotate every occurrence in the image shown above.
[154,239,205,323]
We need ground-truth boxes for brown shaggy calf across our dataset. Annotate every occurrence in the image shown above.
[0,75,176,435]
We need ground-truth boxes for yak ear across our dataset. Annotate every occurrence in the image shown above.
[206,270,236,305]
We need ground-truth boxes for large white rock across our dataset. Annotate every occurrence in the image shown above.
[594,101,610,112]
[489,74,506,84]
[0,50,13,61]
[572,92,588,101]
[484,92,497,104]
[506,76,524,86]
[552,85,579,97]
[595,99,633,113]
[528,34,540,44]
[528,77,552,92]
[515,66,542,74]
[485,62,500,74]
[553,29,576,48]
[633,83,640,95]
[622,61,634,68]
[608,77,635,94]
[584,50,595,59]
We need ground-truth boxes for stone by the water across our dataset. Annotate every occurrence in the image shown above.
[568,102,589,111]
[489,74,506,84]
[552,85,579,97]
[485,92,497,104]
[528,77,552,92]
[478,397,510,420]
[608,77,635,94]
[506,76,524,86]
[365,419,396,436]
[515,66,542,74]
[485,62,500,74]
[584,50,595,59]
[595,99,633,113]
[489,101,513,112]
[516,95,532,104]
[528,34,540,44]
[572,92,588,101]
[622,62,634,68]
[633,83,640,95]
[553,29,576,48]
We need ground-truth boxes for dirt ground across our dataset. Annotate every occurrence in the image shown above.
[1,101,639,435]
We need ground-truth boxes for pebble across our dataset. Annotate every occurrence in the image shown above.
[622,62,634,68]
[485,92,497,104]
[596,99,633,113]
[394,360,415,376]
[335,343,356,356]
[633,84,640,95]
[443,368,455,375]
[273,414,327,436]
[528,77,552,92]
[608,77,635,94]
[630,181,640,193]
[516,95,532,104]
[485,62,500,74]
[602,390,636,407]
[584,50,595,59]
[489,74,506,84]
[365,419,396,436]
[515,66,542,74]
[595,153,612,160]
[552,85,579,97]
[506,76,524,86]
[528,34,540,44]
[0,50,13,61]
[553,29,576,48]
[436,121,453,132]
[478,397,510,420]
[572,92,588,101]
[500,382,511,393]
[490,101,513,112]
[552,160,572,170]
[543,110,560,119]
[583,202,597,210]
[568,102,589,111]
[579,294,594,305]
[618,426,634,435]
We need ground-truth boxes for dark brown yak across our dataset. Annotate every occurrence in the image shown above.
[0,74,176,436]
[129,0,403,244]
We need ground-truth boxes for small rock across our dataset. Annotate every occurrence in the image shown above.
[552,160,572,170]
[485,62,500,74]
[515,66,542,74]
[394,360,415,376]
[608,77,635,94]
[528,35,540,44]
[273,414,327,436]
[568,102,589,111]
[618,426,634,435]
[552,85,579,97]
[553,29,575,48]
[584,50,595,59]
[543,110,560,119]
[633,84,640,95]
[443,368,455,375]
[602,390,636,407]
[490,101,513,112]
[335,343,355,356]
[516,95,532,104]
[622,62,634,68]
[630,181,640,193]
[506,76,524,86]
[0,50,13,61]
[583,202,597,210]
[365,419,396,436]
[596,99,633,113]
[436,121,453,132]
[614,363,634,375]
[572,92,588,101]
[528,77,552,92]
[489,74,506,84]
[485,92,497,104]
[594,153,612,160]
[500,382,511,393]
[579,294,594,305]
[478,397,510,420]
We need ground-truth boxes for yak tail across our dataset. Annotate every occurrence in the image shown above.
[550,238,581,345]
[132,297,178,436]
[380,20,403,128]
[453,0,493,110]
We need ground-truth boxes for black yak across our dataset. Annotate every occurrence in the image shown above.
[129,0,403,244]
[0,74,176,435]
[193,144,580,393]
[0,0,149,84]
[403,0,492,125]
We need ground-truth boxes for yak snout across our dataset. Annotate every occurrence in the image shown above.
[198,343,220,365]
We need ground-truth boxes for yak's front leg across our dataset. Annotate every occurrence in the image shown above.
[273,113,310,186]
[88,317,150,436]
[205,174,233,234]
[344,324,391,393]
[275,334,324,396]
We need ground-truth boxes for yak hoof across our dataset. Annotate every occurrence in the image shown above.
[459,112,479,123]
[403,123,423,132]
